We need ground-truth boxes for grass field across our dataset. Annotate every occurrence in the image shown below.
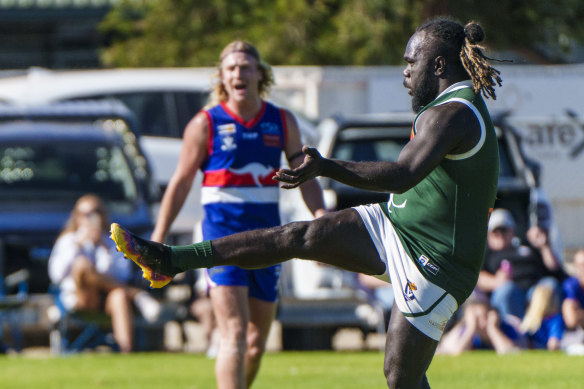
[1,350,582,389]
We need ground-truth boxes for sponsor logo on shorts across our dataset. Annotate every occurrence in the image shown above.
[403,280,417,301]
[418,255,439,275]
[208,267,226,277]
[429,318,447,331]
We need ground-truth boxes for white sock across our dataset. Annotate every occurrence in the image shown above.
[134,291,161,323]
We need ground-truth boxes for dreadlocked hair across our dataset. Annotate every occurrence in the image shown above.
[417,18,503,100]
[460,22,502,100]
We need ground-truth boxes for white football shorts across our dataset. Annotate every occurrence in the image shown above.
[353,203,458,341]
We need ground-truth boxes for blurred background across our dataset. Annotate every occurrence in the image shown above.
[0,0,583,355]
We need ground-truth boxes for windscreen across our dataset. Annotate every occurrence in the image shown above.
[0,140,137,201]
[332,127,410,163]
[333,126,514,180]
[496,129,516,179]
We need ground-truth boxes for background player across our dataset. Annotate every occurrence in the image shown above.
[150,41,325,389]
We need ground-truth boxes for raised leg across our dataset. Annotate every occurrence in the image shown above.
[111,208,386,288]
[212,208,386,275]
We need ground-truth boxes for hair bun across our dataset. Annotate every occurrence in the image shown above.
[464,22,484,44]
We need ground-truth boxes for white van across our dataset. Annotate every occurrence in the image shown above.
[0,68,212,241]
[0,67,319,242]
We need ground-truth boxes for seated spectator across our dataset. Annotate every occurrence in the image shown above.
[48,194,160,353]
[562,250,584,330]
[437,300,520,355]
[476,208,565,320]
[520,283,564,350]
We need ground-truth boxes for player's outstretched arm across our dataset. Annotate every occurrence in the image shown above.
[275,104,478,193]
[275,147,410,193]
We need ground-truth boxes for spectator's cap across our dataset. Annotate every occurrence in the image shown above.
[488,209,516,232]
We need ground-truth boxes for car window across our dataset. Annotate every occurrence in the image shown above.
[333,139,407,162]
[0,140,137,202]
[496,131,516,179]
[175,91,210,137]
[63,91,209,139]
[334,125,515,181]
[113,92,169,137]
[332,127,410,163]
[64,92,170,138]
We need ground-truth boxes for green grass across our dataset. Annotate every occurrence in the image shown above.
[0,351,582,388]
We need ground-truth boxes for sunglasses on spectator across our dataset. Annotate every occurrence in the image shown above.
[78,209,102,217]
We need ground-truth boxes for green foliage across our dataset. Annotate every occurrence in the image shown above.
[409,0,584,57]
[99,0,420,67]
[99,0,584,67]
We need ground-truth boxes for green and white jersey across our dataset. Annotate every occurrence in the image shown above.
[381,80,499,306]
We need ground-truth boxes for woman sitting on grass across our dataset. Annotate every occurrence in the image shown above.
[437,299,521,355]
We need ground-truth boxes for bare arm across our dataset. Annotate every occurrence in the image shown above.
[151,112,209,242]
[476,269,510,293]
[282,109,326,217]
[275,103,480,193]
[562,298,584,329]
[526,226,561,272]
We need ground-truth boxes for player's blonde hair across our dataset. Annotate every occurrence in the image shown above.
[206,41,274,108]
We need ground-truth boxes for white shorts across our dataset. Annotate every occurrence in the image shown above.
[354,204,458,341]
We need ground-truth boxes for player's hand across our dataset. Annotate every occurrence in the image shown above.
[274,146,324,189]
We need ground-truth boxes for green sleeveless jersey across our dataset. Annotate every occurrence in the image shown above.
[382,80,499,306]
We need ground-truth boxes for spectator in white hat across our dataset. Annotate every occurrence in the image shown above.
[476,208,565,321]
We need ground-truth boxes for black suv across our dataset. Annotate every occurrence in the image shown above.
[317,111,552,241]
[0,101,158,294]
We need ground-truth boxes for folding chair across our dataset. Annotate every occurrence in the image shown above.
[0,269,29,353]
[48,286,117,354]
